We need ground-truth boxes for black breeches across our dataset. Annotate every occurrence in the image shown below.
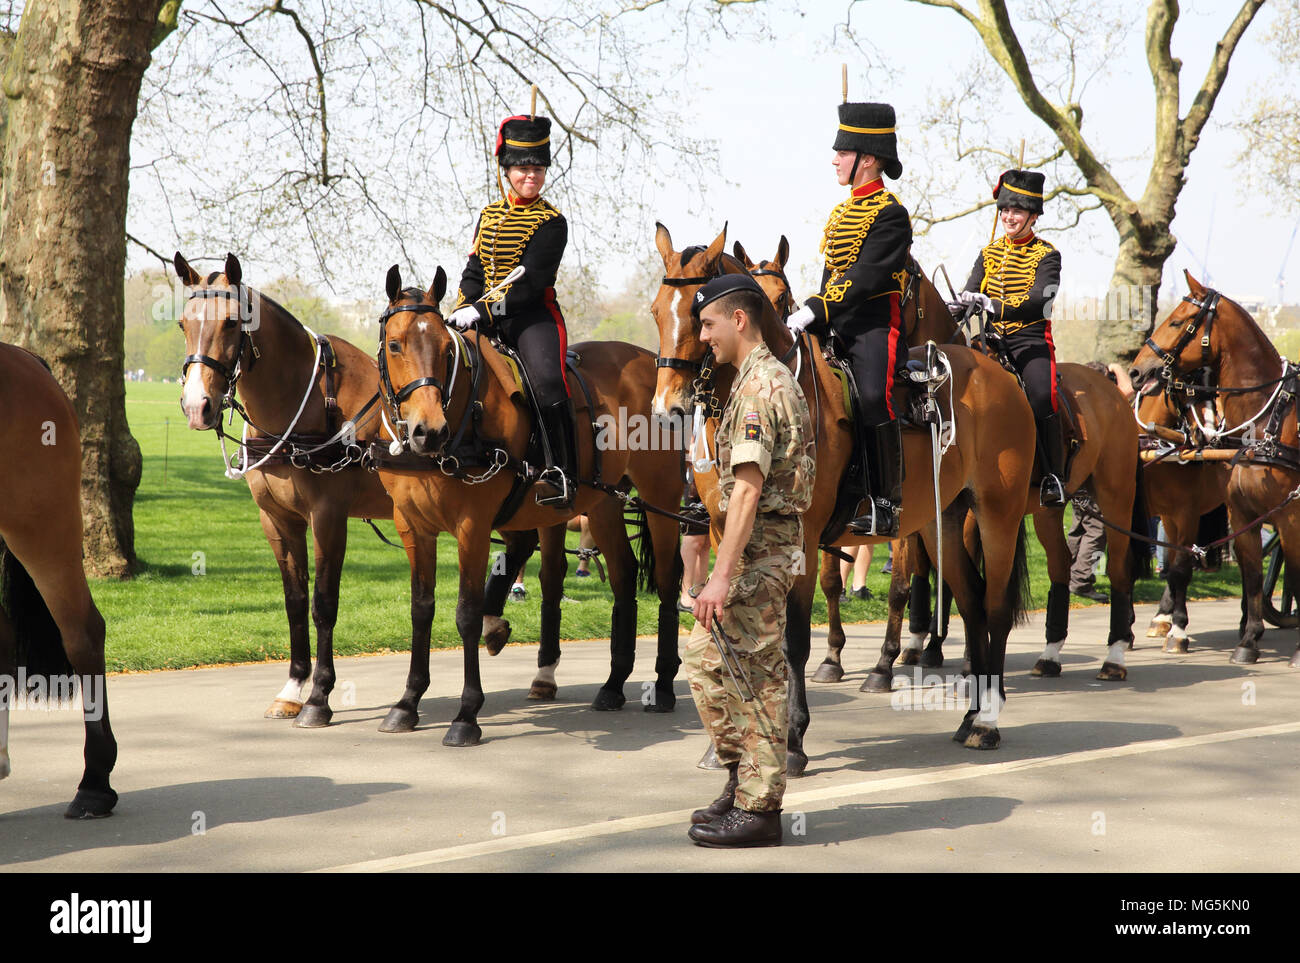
[842,314,903,426]
[1002,330,1057,419]
[500,311,570,408]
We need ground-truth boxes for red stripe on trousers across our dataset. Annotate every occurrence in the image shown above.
[545,288,570,396]
[1044,319,1058,413]
[884,293,901,420]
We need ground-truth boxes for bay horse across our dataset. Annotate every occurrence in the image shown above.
[374,265,684,746]
[1131,271,1300,668]
[176,253,678,727]
[736,242,1147,688]
[0,343,117,818]
[652,223,1038,762]
[1135,385,1231,651]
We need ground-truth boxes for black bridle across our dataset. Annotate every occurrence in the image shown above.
[1142,291,1221,396]
[180,286,259,409]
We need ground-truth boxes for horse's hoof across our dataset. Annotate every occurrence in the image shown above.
[919,649,944,669]
[963,724,1001,750]
[787,749,809,779]
[811,661,844,684]
[697,744,724,770]
[443,721,482,747]
[1162,637,1190,654]
[1230,646,1260,665]
[954,715,975,743]
[483,616,512,656]
[1030,659,1061,678]
[264,698,303,719]
[899,649,921,667]
[860,671,893,693]
[1097,661,1128,681]
[1146,621,1171,639]
[644,689,676,713]
[526,681,557,701]
[293,704,333,728]
[64,787,117,820]
[378,706,418,733]
[591,688,626,711]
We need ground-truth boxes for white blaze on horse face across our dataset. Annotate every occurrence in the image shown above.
[652,288,686,419]
[181,308,214,426]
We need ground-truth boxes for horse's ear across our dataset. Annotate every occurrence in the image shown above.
[386,264,401,303]
[430,265,447,306]
[703,222,728,269]
[173,251,201,286]
[718,253,747,277]
[224,252,242,286]
[654,221,675,269]
[1184,269,1206,298]
[733,241,755,269]
[775,235,790,269]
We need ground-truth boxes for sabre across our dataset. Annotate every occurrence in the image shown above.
[936,263,958,302]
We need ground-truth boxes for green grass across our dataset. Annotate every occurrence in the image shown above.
[94,382,1242,671]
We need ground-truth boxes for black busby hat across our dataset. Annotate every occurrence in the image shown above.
[832,102,902,180]
[691,273,765,319]
[495,115,552,168]
[993,169,1045,215]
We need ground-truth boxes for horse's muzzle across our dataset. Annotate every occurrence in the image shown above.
[407,420,448,455]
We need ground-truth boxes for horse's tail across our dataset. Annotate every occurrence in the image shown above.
[1196,503,1229,569]
[1007,519,1033,627]
[1128,462,1154,582]
[633,503,656,594]
[1,542,72,680]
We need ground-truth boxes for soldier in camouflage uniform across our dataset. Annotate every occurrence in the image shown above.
[684,274,815,848]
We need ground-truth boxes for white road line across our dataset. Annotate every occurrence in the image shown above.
[314,719,1300,873]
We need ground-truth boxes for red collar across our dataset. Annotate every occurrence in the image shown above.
[508,192,541,207]
[1008,230,1036,246]
[852,178,885,198]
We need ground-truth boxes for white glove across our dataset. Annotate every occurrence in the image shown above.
[786,304,815,334]
[957,290,994,313]
[448,306,478,330]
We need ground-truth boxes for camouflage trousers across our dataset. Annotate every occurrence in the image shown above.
[685,525,799,812]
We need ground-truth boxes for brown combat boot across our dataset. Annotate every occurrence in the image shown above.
[690,762,739,825]
[688,806,783,848]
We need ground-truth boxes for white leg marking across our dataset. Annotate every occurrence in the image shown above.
[275,679,305,703]
[0,706,10,780]
[1169,624,1189,641]
[905,632,926,652]
[1151,613,1173,626]
[533,659,559,688]
[1040,641,1064,662]
[1106,641,1127,665]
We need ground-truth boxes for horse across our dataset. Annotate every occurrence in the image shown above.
[372,265,685,745]
[651,223,1038,762]
[0,344,117,818]
[176,253,676,726]
[1135,384,1231,652]
[1130,270,1300,668]
[734,242,1147,688]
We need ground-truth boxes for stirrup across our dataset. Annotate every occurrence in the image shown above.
[847,498,899,538]
[1039,474,1066,508]
[535,467,575,508]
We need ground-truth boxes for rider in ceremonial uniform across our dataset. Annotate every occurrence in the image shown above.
[954,169,1066,507]
[446,113,576,507]
[785,101,911,537]
[685,274,815,849]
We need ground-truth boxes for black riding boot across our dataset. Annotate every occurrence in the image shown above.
[1037,411,1067,507]
[849,420,903,538]
[536,400,578,509]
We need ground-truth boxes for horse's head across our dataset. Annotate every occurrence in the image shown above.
[733,237,794,319]
[1129,270,1221,396]
[177,251,254,430]
[649,221,727,422]
[378,263,450,455]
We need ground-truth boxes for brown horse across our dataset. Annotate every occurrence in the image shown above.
[651,223,1038,762]
[1135,386,1231,651]
[176,253,666,725]
[0,344,117,818]
[373,265,685,745]
[1131,271,1300,668]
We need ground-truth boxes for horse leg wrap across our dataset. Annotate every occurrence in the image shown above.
[1046,582,1069,644]
[908,574,931,636]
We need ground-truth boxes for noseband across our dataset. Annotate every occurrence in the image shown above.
[376,300,473,453]
[1144,291,1221,386]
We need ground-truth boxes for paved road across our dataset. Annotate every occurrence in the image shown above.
[1,598,1296,872]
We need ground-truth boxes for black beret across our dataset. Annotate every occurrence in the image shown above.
[691,274,765,319]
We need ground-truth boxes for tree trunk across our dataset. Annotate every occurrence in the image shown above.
[1097,228,1177,363]
[0,1,163,578]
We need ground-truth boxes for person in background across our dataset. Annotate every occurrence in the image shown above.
[839,544,874,601]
